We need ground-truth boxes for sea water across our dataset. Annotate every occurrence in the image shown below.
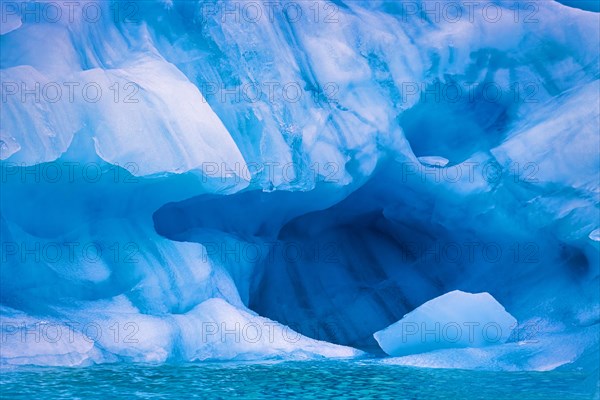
[0,360,594,399]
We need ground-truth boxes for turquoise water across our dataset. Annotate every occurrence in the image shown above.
[0,360,595,399]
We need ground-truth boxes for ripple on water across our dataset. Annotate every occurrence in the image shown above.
[0,360,595,399]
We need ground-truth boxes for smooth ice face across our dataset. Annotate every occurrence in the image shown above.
[374,291,518,357]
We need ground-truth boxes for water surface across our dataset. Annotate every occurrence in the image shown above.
[0,360,594,399]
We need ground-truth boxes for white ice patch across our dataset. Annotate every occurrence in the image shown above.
[175,298,363,362]
[374,290,517,357]
[418,156,450,167]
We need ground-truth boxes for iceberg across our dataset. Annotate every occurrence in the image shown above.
[0,0,598,374]
[373,291,517,357]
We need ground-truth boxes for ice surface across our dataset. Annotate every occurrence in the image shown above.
[373,291,517,357]
[417,156,450,168]
[0,0,598,369]
[175,298,361,362]
[380,325,599,372]
[0,298,361,366]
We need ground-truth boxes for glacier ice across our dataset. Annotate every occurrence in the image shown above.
[380,325,600,372]
[373,291,518,357]
[0,0,599,373]
[0,297,361,366]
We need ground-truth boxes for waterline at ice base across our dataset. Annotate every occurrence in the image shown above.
[1,0,599,398]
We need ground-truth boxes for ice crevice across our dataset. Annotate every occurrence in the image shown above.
[0,0,599,370]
